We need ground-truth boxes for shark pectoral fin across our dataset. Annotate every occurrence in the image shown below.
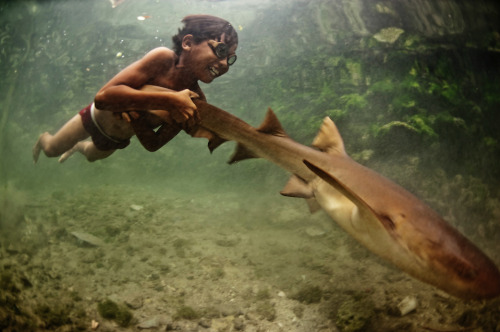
[228,143,258,164]
[303,160,392,232]
[312,117,347,156]
[280,175,314,198]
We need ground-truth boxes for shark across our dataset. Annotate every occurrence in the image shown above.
[139,86,500,299]
[186,98,500,300]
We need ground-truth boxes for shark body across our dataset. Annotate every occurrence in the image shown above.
[190,99,500,300]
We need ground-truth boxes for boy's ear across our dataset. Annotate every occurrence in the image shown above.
[182,34,194,51]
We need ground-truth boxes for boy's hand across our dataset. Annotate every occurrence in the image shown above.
[170,89,200,127]
[118,87,199,127]
[115,111,141,122]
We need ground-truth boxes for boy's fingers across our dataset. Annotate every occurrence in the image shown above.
[122,112,131,122]
[130,111,140,120]
[186,98,197,111]
[170,106,199,125]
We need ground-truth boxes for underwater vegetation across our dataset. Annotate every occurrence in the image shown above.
[335,298,374,332]
[174,305,199,320]
[97,299,133,327]
[292,285,323,304]
[234,0,500,190]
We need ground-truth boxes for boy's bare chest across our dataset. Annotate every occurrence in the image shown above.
[150,76,200,95]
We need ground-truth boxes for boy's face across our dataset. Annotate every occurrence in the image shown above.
[183,34,237,84]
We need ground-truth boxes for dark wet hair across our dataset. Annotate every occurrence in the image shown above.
[172,15,238,55]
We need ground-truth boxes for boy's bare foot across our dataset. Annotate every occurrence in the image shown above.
[58,143,81,163]
[32,133,47,164]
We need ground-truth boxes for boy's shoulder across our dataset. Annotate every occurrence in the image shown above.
[143,47,176,66]
[148,46,175,55]
[146,47,176,59]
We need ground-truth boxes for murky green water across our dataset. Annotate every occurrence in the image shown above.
[1,0,499,330]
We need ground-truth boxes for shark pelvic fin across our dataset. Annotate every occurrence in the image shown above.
[312,117,347,156]
[280,175,314,198]
[281,175,321,213]
[228,143,258,164]
[306,198,322,213]
[257,108,288,137]
[208,136,227,153]
[188,126,227,153]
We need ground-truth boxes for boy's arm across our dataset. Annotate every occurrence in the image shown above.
[130,115,182,152]
[93,48,199,124]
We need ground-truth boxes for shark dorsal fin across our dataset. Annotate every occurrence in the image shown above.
[312,117,346,156]
[257,108,288,137]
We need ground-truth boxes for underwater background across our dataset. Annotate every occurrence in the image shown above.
[1,0,500,331]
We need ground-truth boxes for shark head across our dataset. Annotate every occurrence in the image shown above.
[304,157,500,300]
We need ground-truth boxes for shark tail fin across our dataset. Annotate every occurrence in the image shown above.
[312,117,347,156]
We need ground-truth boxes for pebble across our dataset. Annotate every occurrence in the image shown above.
[137,317,159,329]
[398,296,417,316]
[233,317,245,330]
[305,227,326,237]
[70,231,105,247]
[198,318,211,328]
[130,204,144,211]
[124,296,143,309]
[137,316,171,329]
[216,303,242,317]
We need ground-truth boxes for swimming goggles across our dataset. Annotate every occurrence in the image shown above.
[208,40,237,66]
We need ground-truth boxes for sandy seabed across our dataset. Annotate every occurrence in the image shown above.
[1,184,499,331]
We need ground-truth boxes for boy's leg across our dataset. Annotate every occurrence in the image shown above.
[58,142,115,163]
[33,114,89,163]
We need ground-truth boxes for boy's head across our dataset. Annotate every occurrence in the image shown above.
[172,15,238,56]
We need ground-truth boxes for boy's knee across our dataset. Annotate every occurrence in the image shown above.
[43,144,62,158]
[83,145,112,162]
